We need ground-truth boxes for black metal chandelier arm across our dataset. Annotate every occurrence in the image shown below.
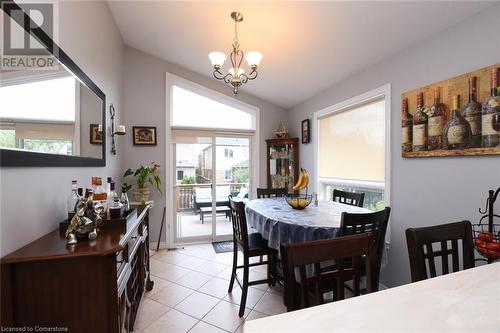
[223,73,234,84]
[239,74,249,84]
[246,68,258,80]
[213,69,226,80]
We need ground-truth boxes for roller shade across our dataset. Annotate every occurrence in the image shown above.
[15,122,74,140]
[171,129,213,144]
[318,98,385,182]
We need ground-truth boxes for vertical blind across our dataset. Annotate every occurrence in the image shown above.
[318,98,385,183]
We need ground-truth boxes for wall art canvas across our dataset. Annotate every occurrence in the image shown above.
[401,63,500,158]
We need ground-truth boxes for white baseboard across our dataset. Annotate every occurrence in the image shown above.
[149,242,168,251]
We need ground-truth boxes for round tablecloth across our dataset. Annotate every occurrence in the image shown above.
[245,197,370,251]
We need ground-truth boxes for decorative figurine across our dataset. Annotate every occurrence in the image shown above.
[273,120,288,139]
[65,197,104,245]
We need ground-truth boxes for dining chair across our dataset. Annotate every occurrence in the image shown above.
[405,221,474,282]
[332,189,365,207]
[280,233,377,311]
[339,207,391,291]
[257,187,288,198]
[228,196,280,317]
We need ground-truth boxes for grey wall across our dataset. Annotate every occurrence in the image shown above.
[122,46,287,244]
[287,3,500,287]
[0,1,124,256]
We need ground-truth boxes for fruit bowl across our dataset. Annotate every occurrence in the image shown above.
[285,194,312,210]
[472,223,500,261]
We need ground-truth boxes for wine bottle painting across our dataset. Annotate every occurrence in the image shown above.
[401,63,500,158]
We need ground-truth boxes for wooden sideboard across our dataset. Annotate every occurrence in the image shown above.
[1,205,154,332]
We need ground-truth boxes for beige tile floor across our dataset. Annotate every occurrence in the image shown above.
[134,243,286,333]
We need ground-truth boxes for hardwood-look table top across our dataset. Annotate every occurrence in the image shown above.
[244,262,500,333]
[1,207,148,265]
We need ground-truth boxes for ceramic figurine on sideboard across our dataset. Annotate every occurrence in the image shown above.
[65,188,104,245]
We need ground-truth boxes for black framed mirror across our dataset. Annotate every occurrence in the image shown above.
[0,1,106,167]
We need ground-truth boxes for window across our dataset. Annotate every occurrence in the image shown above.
[0,76,76,154]
[0,129,15,148]
[316,87,390,211]
[224,148,233,158]
[0,76,76,122]
[177,170,184,181]
[171,84,255,130]
[224,170,232,181]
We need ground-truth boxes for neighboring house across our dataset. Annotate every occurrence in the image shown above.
[199,138,249,184]
[176,144,199,184]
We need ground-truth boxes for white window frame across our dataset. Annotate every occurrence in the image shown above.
[313,83,391,207]
[165,73,260,247]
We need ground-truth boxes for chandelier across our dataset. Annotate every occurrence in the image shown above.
[208,11,262,95]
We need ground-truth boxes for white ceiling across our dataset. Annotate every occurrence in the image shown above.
[108,1,495,109]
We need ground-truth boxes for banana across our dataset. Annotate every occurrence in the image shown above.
[292,168,304,190]
[300,170,309,190]
[292,168,309,191]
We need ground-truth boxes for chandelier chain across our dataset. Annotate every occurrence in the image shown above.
[233,18,239,49]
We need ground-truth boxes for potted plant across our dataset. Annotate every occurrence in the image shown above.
[122,162,162,203]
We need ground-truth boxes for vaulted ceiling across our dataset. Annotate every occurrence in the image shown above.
[108,1,494,109]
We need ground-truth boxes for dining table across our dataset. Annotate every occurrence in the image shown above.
[244,262,500,332]
[245,197,371,251]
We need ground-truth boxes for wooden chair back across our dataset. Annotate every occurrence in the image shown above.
[280,233,377,311]
[228,196,249,251]
[339,207,390,287]
[257,188,288,198]
[405,221,474,282]
[332,189,365,207]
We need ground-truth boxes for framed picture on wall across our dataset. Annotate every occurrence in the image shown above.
[133,126,157,146]
[301,119,310,144]
[90,124,103,145]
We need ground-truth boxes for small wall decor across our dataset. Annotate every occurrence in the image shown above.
[273,120,288,139]
[133,126,157,146]
[402,63,500,158]
[90,124,103,145]
[109,104,126,155]
[301,119,310,144]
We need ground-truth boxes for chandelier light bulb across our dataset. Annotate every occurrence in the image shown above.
[208,51,227,68]
[229,67,245,78]
[244,51,263,68]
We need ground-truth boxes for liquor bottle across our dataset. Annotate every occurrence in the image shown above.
[106,177,112,194]
[462,76,482,148]
[412,92,428,151]
[67,180,80,220]
[109,195,124,219]
[401,97,413,152]
[106,180,117,211]
[92,177,108,208]
[120,192,130,211]
[482,67,500,147]
[428,88,445,150]
[443,95,472,150]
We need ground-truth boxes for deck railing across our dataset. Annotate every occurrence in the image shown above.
[175,183,247,211]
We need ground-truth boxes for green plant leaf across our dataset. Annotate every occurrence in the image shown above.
[123,168,133,178]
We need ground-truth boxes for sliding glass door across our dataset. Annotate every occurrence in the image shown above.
[215,136,250,238]
[173,131,252,243]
